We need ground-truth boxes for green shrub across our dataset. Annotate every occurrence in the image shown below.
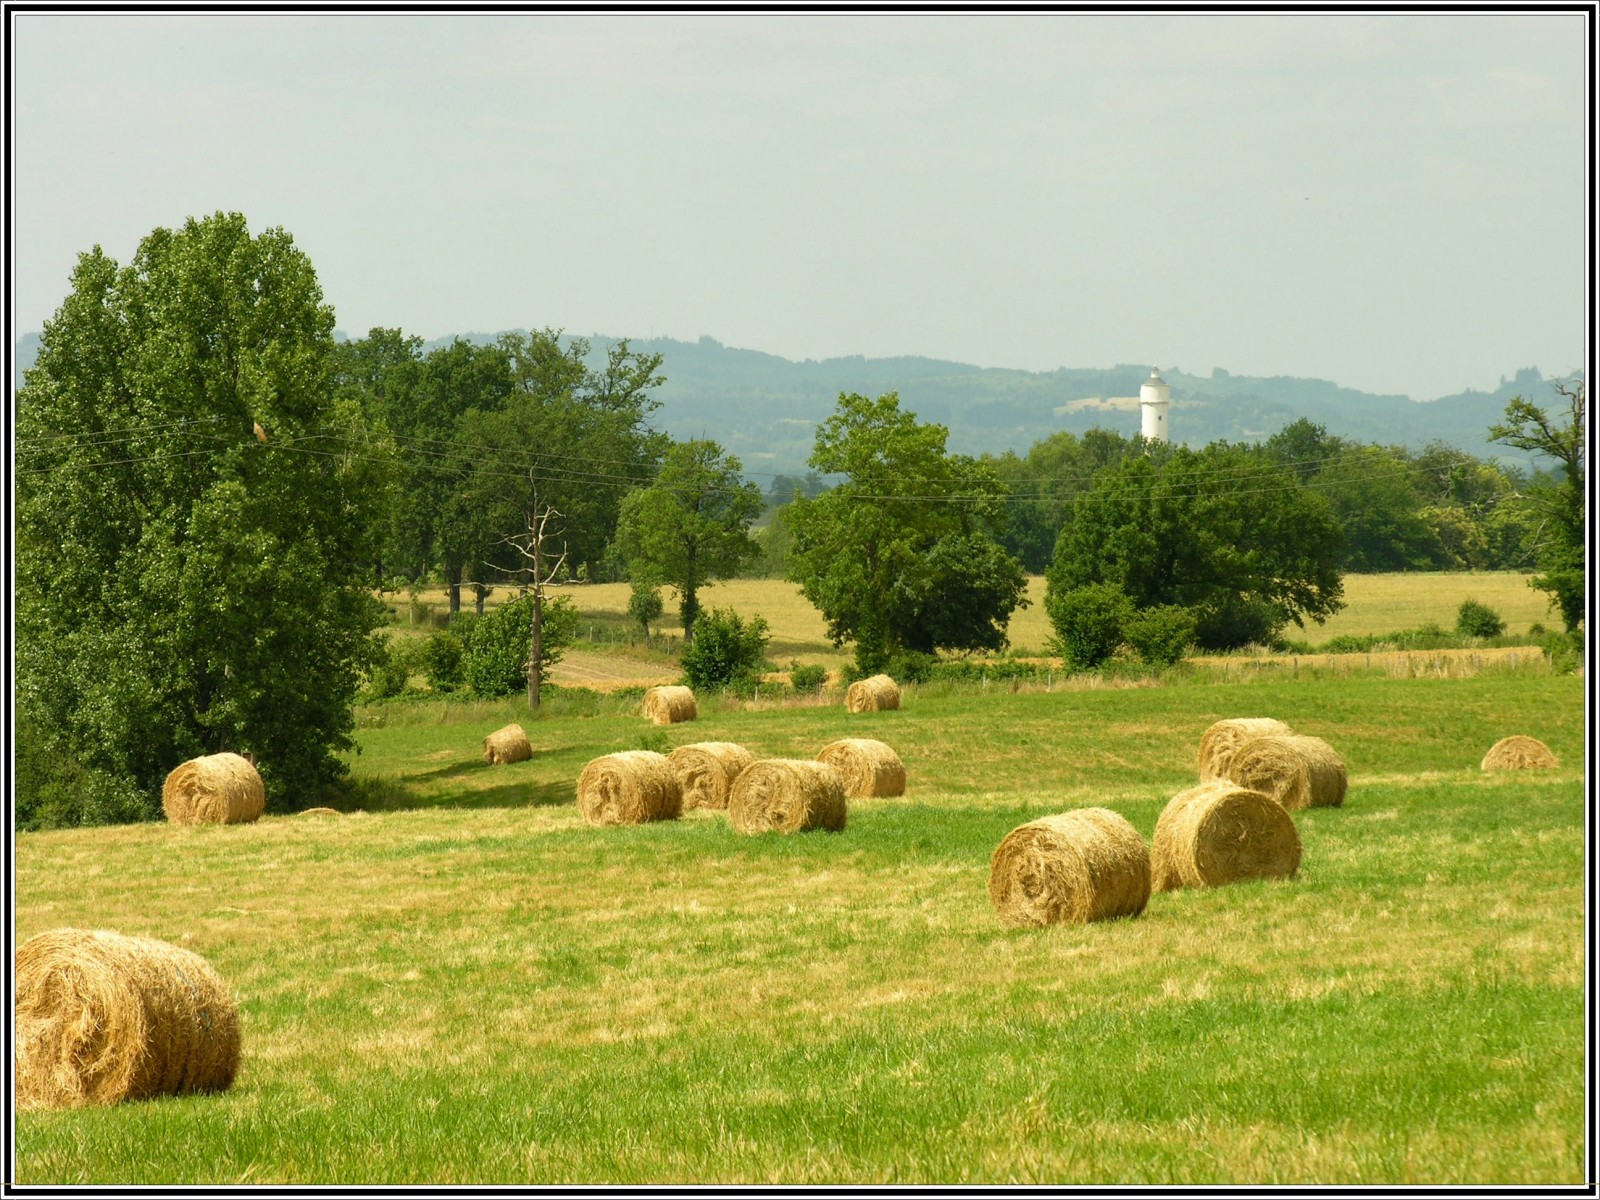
[15,713,153,830]
[680,608,770,692]
[1123,604,1196,666]
[790,662,828,692]
[1456,598,1506,639]
[1046,583,1133,670]
[628,580,664,637]
[418,630,466,692]
[884,650,937,684]
[462,594,578,698]
[1537,628,1583,674]
[365,636,417,700]
[1191,594,1286,651]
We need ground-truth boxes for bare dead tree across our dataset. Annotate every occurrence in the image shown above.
[493,498,568,709]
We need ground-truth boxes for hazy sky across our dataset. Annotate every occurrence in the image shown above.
[10,10,1591,400]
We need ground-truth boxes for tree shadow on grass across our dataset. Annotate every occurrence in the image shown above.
[341,771,575,814]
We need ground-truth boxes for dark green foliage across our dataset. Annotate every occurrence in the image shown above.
[787,392,1028,674]
[1535,628,1583,674]
[15,212,387,824]
[884,650,938,684]
[14,714,152,830]
[1489,380,1585,632]
[366,638,419,701]
[1456,599,1506,639]
[462,595,577,698]
[418,630,466,692]
[789,663,829,692]
[627,579,664,637]
[1123,604,1196,666]
[1046,583,1133,670]
[1314,445,1446,571]
[1047,443,1344,652]
[1191,595,1289,652]
[680,608,771,693]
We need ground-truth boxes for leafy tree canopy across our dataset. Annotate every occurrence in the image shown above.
[615,439,763,639]
[15,212,386,824]
[1047,442,1345,650]
[786,392,1028,673]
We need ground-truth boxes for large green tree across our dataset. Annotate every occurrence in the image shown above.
[615,439,764,640]
[15,213,386,825]
[1047,443,1345,650]
[1490,379,1586,631]
[786,392,1028,673]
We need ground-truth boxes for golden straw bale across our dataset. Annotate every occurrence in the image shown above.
[1196,717,1294,781]
[14,929,241,1111]
[576,751,683,826]
[642,685,698,725]
[728,760,847,834]
[162,753,265,825]
[989,808,1150,928]
[815,738,906,798]
[667,742,755,811]
[845,674,901,713]
[1481,735,1559,771]
[296,807,340,817]
[1227,734,1347,811]
[482,723,533,765]
[1150,780,1302,892]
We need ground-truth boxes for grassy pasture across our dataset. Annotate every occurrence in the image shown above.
[392,571,1553,667]
[12,670,1586,1185]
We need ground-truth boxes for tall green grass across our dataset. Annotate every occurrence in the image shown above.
[13,672,1585,1184]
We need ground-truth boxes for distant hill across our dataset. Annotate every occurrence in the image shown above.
[13,328,1573,476]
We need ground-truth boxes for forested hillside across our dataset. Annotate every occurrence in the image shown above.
[13,329,1568,475]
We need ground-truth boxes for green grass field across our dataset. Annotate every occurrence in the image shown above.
[12,667,1586,1185]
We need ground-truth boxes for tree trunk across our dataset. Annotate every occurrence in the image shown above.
[474,582,490,616]
[445,564,462,614]
[528,534,543,709]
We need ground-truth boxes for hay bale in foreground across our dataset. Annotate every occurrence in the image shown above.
[845,674,901,713]
[482,723,533,765]
[815,738,906,798]
[642,686,698,725]
[1196,717,1294,781]
[576,751,682,826]
[667,742,756,811]
[728,760,846,834]
[1481,735,1559,771]
[162,753,265,825]
[1150,780,1301,892]
[1227,734,1347,811]
[989,808,1150,928]
[14,929,241,1111]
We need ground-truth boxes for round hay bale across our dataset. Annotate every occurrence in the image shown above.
[989,808,1150,928]
[482,723,533,765]
[14,929,241,1111]
[576,751,682,826]
[1196,717,1294,781]
[1227,734,1347,811]
[1149,780,1302,892]
[815,738,906,798]
[162,753,265,825]
[296,807,340,817]
[667,742,756,811]
[845,674,901,713]
[642,685,697,725]
[728,760,847,835]
[1481,735,1559,770]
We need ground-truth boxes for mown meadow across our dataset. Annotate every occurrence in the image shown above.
[11,658,1586,1185]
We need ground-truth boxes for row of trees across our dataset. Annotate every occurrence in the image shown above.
[14,211,1584,830]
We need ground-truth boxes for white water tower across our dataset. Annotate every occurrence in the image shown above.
[1139,367,1171,443]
